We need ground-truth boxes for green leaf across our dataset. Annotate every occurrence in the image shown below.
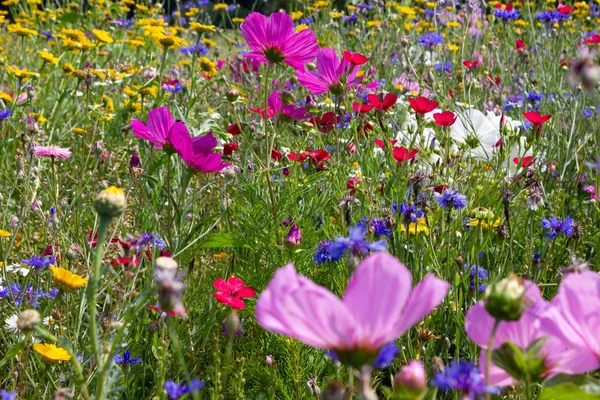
[543,374,600,400]
[200,233,250,249]
[491,342,527,381]
[0,341,24,368]
[59,12,80,24]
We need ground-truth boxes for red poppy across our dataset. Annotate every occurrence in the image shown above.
[352,103,374,114]
[586,34,600,44]
[393,146,418,164]
[433,184,448,194]
[346,176,360,195]
[408,96,438,115]
[557,4,572,14]
[487,74,501,86]
[374,139,398,149]
[213,277,255,310]
[342,51,370,65]
[288,149,331,164]
[271,148,283,162]
[433,111,457,127]
[522,111,551,127]
[312,112,340,132]
[513,156,536,168]
[111,256,139,266]
[227,123,243,136]
[463,60,479,69]
[367,93,398,111]
[516,39,527,52]
[223,142,238,156]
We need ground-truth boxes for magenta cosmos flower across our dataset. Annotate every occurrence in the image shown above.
[465,280,596,386]
[170,130,231,173]
[255,252,449,368]
[241,11,318,71]
[33,145,72,159]
[297,48,361,95]
[131,107,188,150]
[534,271,600,371]
[249,92,309,121]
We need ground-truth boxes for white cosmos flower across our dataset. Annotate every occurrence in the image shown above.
[5,314,18,333]
[450,109,501,160]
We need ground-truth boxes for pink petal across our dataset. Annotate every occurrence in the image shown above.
[479,351,518,386]
[342,252,413,349]
[131,120,155,143]
[393,273,449,337]
[315,48,340,87]
[147,107,175,143]
[282,28,318,71]
[229,296,246,310]
[266,11,293,47]
[214,291,233,305]
[236,287,256,298]
[465,301,497,347]
[241,12,268,52]
[228,277,245,291]
[214,279,229,291]
[297,70,330,95]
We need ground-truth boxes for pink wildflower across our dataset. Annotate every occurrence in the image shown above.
[255,252,449,367]
[297,48,361,95]
[241,11,318,71]
[131,107,188,151]
[33,145,72,159]
[171,131,231,173]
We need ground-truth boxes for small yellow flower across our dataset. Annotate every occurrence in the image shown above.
[8,23,38,36]
[0,91,11,103]
[232,17,244,23]
[367,20,382,27]
[6,65,39,80]
[291,11,304,21]
[400,218,429,236]
[213,3,227,11]
[199,57,218,76]
[51,266,88,292]
[295,24,308,33]
[201,38,217,47]
[72,127,86,135]
[213,252,228,259]
[92,29,113,43]
[34,343,71,363]
[152,33,184,49]
[0,229,10,237]
[39,50,59,64]
[189,22,216,33]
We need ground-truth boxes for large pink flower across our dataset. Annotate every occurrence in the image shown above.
[171,131,231,173]
[33,145,72,159]
[255,252,449,366]
[249,92,309,121]
[241,11,318,71]
[534,271,600,371]
[297,48,361,95]
[131,107,188,150]
[465,280,598,386]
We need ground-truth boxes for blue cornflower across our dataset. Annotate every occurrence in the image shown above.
[114,349,142,365]
[372,343,398,368]
[433,188,468,210]
[162,82,184,93]
[226,4,236,11]
[0,390,16,400]
[470,282,486,293]
[328,224,387,262]
[343,15,358,23]
[503,94,525,112]
[536,10,563,23]
[179,44,209,56]
[541,216,575,239]
[20,255,56,270]
[583,108,593,117]
[133,233,166,251]
[434,62,452,72]
[494,9,519,20]
[39,31,54,40]
[356,3,373,10]
[298,17,315,25]
[313,240,332,264]
[164,379,205,399]
[0,109,12,120]
[467,264,488,280]
[370,218,391,237]
[431,360,500,399]
[398,202,423,224]
[418,32,444,47]
[526,91,543,103]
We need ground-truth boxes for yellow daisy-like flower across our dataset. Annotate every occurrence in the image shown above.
[199,57,218,77]
[72,127,86,135]
[34,343,71,364]
[213,3,227,11]
[61,28,86,41]
[189,22,216,33]
[8,23,38,37]
[39,50,59,64]
[92,29,114,43]
[50,265,88,292]
[400,218,429,236]
[0,229,10,237]
[0,91,12,103]
[201,38,217,47]
[232,17,244,23]
[295,24,308,33]
[151,33,183,49]
[291,10,303,21]
[6,65,39,80]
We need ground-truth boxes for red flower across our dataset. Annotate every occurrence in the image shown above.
[393,146,418,164]
[522,111,551,127]
[368,93,398,112]
[352,103,374,114]
[374,139,398,149]
[271,148,283,162]
[433,184,448,194]
[287,149,332,167]
[516,39,527,52]
[513,156,536,168]
[586,34,600,44]
[462,60,479,69]
[213,277,255,310]
[346,177,360,195]
[557,4,572,14]
[312,112,340,132]
[111,256,139,266]
[227,123,243,136]
[433,111,457,127]
[493,137,503,149]
[148,304,187,317]
[223,142,238,156]
[408,96,438,115]
[342,51,370,65]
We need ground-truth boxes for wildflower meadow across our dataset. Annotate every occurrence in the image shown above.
[1,0,600,398]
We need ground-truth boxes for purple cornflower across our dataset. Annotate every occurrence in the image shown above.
[431,360,500,399]
[418,32,444,47]
[526,91,543,103]
[0,391,16,400]
[494,8,519,20]
[0,109,12,120]
[132,233,166,251]
[370,218,391,237]
[179,44,209,56]
[433,188,468,210]
[313,240,332,264]
[20,255,56,270]
[328,224,387,262]
[162,81,184,93]
[465,263,488,293]
[398,202,424,225]
[164,379,205,399]
[114,349,142,365]
[541,216,575,239]
[434,62,452,72]
[503,94,525,112]
[372,343,398,368]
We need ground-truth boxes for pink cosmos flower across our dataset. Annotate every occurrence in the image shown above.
[33,145,72,159]
[297,48,361,95]
[465,280,597,386]
[170,131,231,173]
[131,107,188,150]
[241,11,318,71]
[255,252,449,366]
[250,92,309,121]
[534,271,600,372]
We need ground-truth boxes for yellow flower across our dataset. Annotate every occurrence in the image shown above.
[367,20,382,27]
[291,11,304,21]
[314,0,328,9]
[0,229,10,237]
[199,57,218,76]
[72,127,86,135]
[8,23,38,36]
[330,11,343,19]
[34,343,71,364]
[232,17,244,23]
[151,33,183,49]
[213,252,228,259]
[6,65,39,80]
[447,44,459,51]
[39,50,59,64]
[0,91,13,103]
[51,265,88,292]
[136,18,166,27]
[400,218,429,236]
[201,38,217,47]
[189,22,216,33]
[185,7,199,17]
[295,24,308,33]
[92,29,113,43]
[446,21,460,28]
[61,28,86,41]
[213,3,227,10]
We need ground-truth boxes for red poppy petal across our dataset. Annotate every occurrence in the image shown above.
[213,278,229,291]
[228,277,245,291]
[214,291,234,305]
[236,286,256,298]
[228,297,246,310]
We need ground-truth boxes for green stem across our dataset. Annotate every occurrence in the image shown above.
[485,319,501,400]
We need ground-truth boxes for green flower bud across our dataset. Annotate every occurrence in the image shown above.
[17,309,41,333]
[93,186,126,218]
[226,88,240,102]
[485,275,526,321]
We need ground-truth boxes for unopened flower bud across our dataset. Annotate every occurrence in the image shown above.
[305,95,318,113]
[281,90,295,104]
[305,62,316,71]
[484,275,526,321]
[225,310,240,337]
[129,152,141,169]
[226,88,240,102]
[394,360,426,394]
[284,224,302,248]
[93,186,126,218]
[17,309,41,333]
[155,256,178,272]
